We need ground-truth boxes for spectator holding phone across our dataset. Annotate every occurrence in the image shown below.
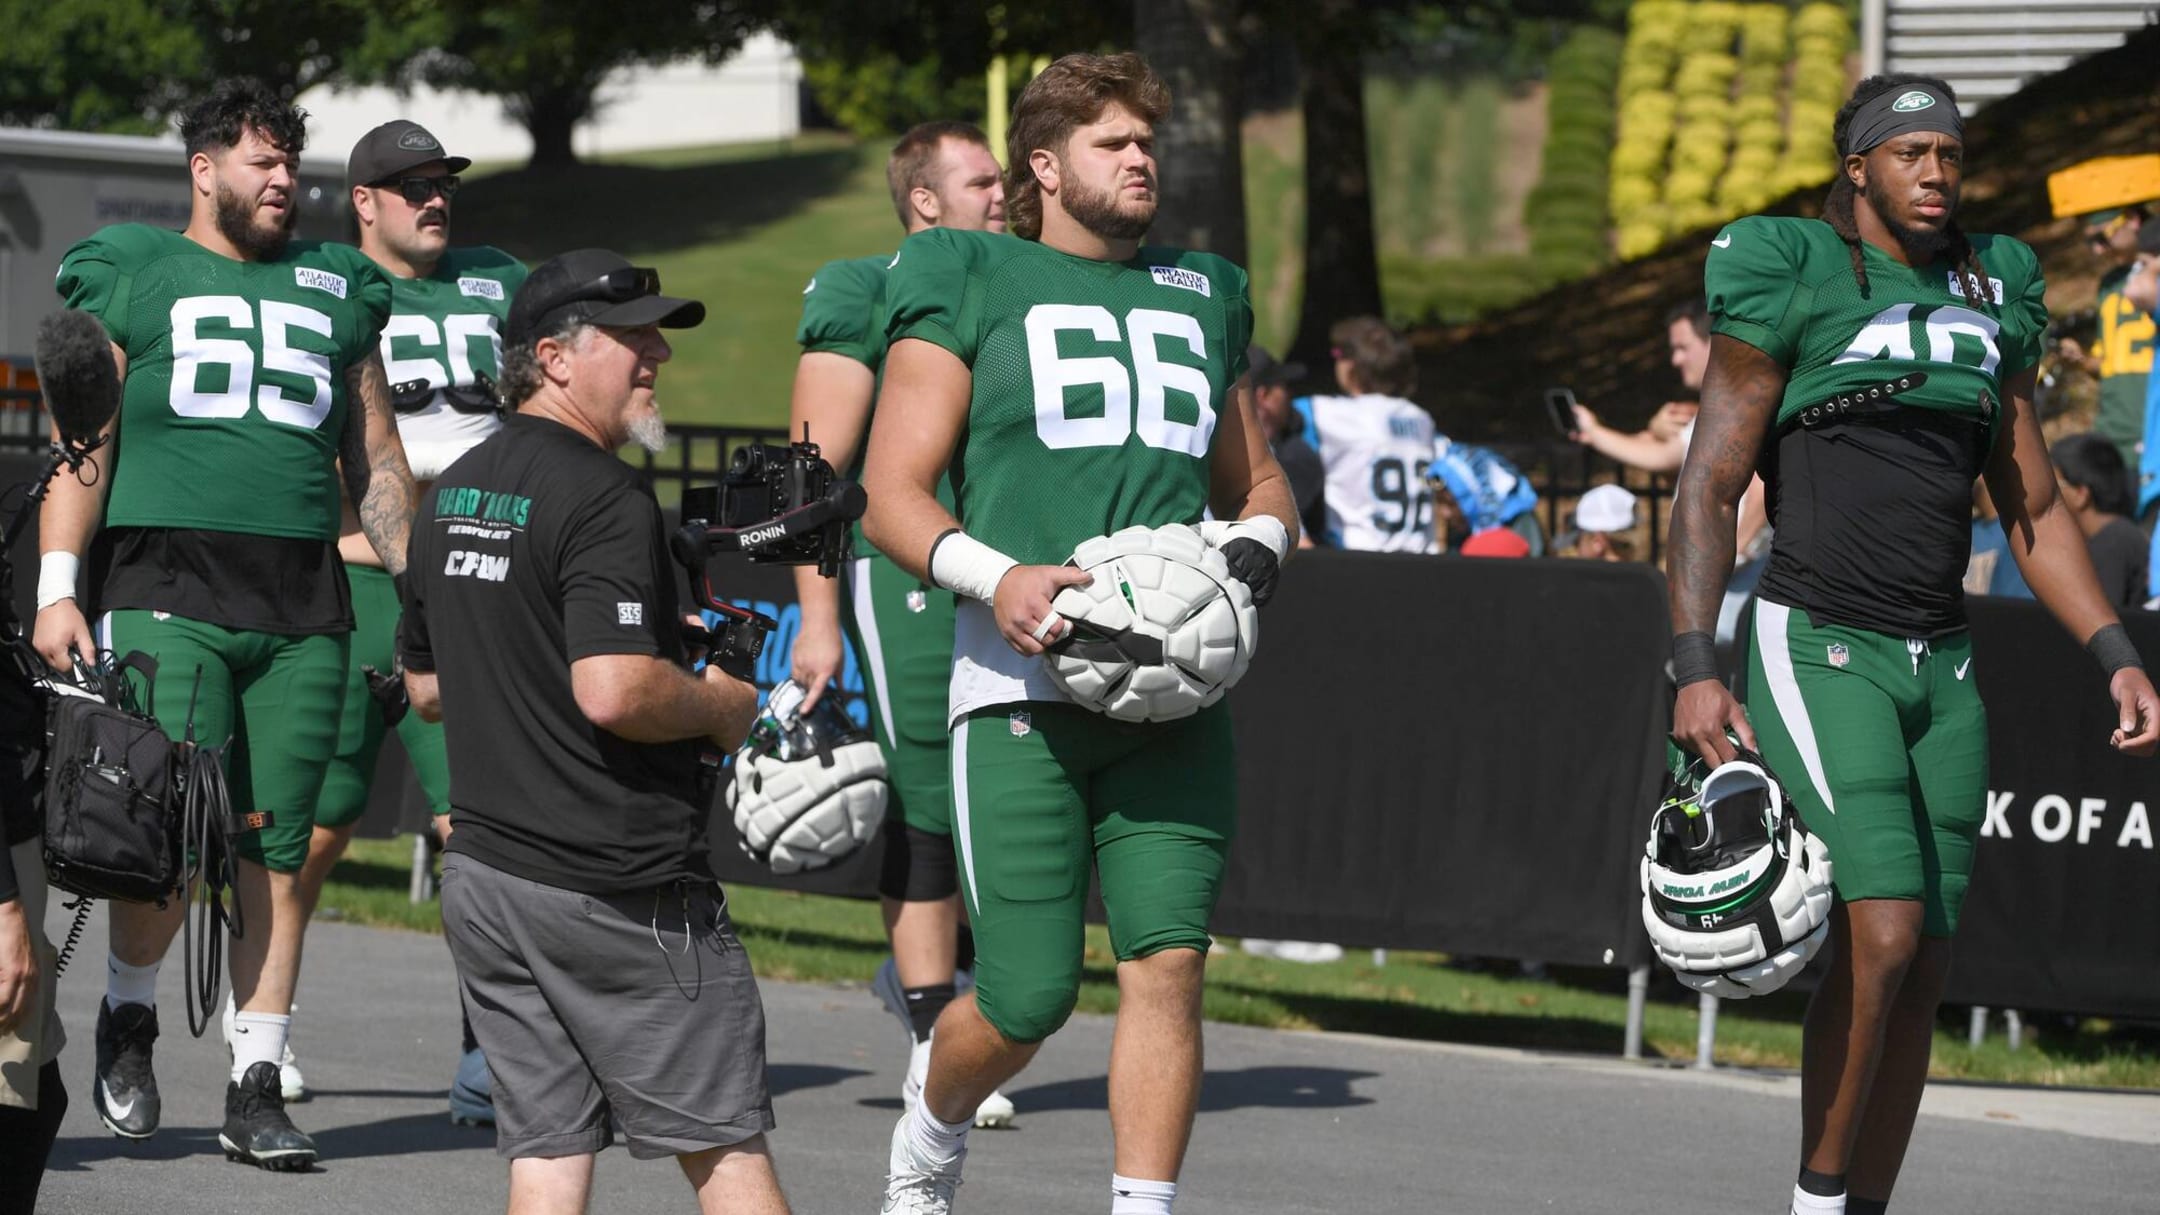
[1565,299,1711,472]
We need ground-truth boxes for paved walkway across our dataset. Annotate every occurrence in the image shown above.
[32,905,2160,1213]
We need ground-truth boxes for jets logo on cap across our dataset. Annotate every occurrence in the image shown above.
[1891,91,1936,113]
[397,129,441,151]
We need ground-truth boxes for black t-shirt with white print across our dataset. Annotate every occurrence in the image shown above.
[403,412,703,894]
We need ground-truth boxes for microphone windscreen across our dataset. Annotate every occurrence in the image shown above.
[34,310,120,446]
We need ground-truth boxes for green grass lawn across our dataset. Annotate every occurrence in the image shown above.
[322,838,2160,1089]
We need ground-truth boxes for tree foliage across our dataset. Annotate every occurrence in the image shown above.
[0,0,366,133]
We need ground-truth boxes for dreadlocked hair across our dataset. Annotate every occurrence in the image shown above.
[1822,73,1993,313]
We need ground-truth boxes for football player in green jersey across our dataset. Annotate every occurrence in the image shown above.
[788,120,1018,1130]
[32,79,415,1170]
[863,53,1295,1215]
[1668,75,2160,1215]
[270,120,523,1122]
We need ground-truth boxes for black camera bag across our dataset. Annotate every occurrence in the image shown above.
[43,653,180,903]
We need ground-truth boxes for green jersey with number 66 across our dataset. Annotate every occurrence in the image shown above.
[1706,216,2048,636]
[884,227,1253,722]
[885,227,1252,564]
[57,223,393,541]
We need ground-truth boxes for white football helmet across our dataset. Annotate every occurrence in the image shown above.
[726,679,888,874]
[1044,523,1259,723]
[1639,753,1834,999]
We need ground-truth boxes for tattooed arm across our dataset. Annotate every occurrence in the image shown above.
[340,349,416,577]
[1668,334,1786,765]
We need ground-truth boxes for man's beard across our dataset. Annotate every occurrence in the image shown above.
[215,181,296,260]
[627,408,669,455]
[1865,178,1951,257]
[1062,173,1155,241]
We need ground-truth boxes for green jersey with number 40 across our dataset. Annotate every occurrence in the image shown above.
[1706,216,2049,636]
[884,228,1253,565]
[57,224,393,541]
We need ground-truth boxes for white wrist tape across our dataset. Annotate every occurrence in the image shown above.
[36,552,81,611]
[1198,516,1290,561]
[928,530,1019,605]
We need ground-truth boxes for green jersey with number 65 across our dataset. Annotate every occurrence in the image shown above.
[884,227,1252,564]
[57,223,393,541]
[1705,216,2048,636]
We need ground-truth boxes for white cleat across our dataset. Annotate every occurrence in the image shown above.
[222,992,307,1102]
[902,1035,1016,1128]
[883,1114,964,1214]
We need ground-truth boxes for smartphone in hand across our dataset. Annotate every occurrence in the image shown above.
[1543,387,1579,438]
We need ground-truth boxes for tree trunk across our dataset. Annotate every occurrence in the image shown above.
[1290,3,1381,366]
[518,83,590,168]
[1134,0,1248,266]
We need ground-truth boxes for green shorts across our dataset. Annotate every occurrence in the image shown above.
[317,564,453,828]
[842,551,955,837]
[1741,600,1989,937]
[101,610,349,874]
[951,701,1236,1044]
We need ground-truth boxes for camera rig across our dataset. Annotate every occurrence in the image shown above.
[669,436,867,680]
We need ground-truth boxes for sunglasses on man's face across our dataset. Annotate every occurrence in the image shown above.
[378,175,460,206]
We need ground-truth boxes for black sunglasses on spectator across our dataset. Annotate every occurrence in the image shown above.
[377,175,461,205]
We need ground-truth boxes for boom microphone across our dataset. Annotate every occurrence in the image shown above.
[34,309,120,448]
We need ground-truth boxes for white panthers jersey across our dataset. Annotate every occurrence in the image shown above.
[1292,393,1437,553]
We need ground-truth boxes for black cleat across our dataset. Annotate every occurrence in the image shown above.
[93,1000,162,1139]
[219,1061,319,1172]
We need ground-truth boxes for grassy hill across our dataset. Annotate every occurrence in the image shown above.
[1414,23,2160,443]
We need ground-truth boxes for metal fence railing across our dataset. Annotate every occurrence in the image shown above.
[1487,438,1675,563]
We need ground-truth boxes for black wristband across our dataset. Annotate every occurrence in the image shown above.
[1672,630,1721,689]
[2087,623,2143,676]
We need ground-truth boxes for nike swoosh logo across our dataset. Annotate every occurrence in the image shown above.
[1956,658,1972,680]
[102,1078,135,1121]
[1711,235,1732,248]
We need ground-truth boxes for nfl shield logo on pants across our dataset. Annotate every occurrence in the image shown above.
[1827,643,1850,669]
[1009,711,1032,737]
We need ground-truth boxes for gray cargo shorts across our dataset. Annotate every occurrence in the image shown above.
[440,852,776,1160]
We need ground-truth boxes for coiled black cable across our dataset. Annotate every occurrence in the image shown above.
[51,895,92,977]
[177,738,241,1039]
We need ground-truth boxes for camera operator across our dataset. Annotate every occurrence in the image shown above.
[399,249,789,1213]
[1,673,65,1213]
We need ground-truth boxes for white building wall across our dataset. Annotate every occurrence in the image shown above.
[296,32,802,169]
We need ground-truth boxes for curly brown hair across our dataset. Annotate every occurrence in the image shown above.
[1005,52,1169,241]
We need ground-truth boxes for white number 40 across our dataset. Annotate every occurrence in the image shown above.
[1025,304,1217,455]
[169,295,338,429]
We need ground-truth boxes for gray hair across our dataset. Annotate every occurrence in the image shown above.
[496,318,590,409]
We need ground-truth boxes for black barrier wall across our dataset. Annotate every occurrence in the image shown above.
[11,442,2160,1021]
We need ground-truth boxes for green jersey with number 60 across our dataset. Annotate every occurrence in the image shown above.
[1706,216,2048,636]
[884,228,1252,564]
[57,224,393,541]
[371,245,527,480]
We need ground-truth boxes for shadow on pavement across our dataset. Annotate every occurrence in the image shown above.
[770,1063,870,1098]
[48,1127,223,1169]
[944,1065,1381,1117]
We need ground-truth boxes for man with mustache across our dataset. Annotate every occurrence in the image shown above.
[786,119,1018,1131]
[252,120,525,1124]
[864,51,1296,1215]
[33,78,415,1170]
[1667,73,2160,1214]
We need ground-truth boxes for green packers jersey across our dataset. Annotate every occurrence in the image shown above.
[884,228,1253,565]
[1706,216,2049,636]
[57,224,393,540]
[797,254,893,373]
[369,245,527,479]
[2091,263,2155,468]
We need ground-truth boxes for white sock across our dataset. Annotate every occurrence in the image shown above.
[904,1101,971,1165]
[1112,1174,1177,1214]
[106,956,160,1009]
[1792,1183,1847,1214]
[230,1012,291,1082]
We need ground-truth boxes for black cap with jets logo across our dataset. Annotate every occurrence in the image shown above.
[347,119,472,189]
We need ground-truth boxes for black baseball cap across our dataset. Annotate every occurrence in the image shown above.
[1247,345,1306,387]
[346,120,471,189]
[505,248,706,348]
